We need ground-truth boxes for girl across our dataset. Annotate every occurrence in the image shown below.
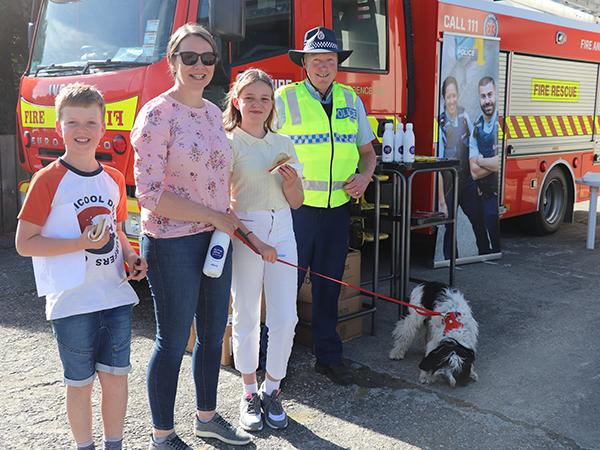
[224,69,303,431]
[131,23,250,449]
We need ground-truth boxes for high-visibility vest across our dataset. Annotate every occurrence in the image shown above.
[277,81,360,208]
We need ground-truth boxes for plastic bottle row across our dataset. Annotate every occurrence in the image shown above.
[382,122,415,164]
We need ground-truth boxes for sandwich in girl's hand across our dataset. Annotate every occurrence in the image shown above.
[267,152,293,174]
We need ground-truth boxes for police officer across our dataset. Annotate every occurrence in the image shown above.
[470,76,500,254]
[275,27,376,385]
[439,76,489,259]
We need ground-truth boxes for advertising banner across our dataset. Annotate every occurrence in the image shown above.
[434,33,502,265]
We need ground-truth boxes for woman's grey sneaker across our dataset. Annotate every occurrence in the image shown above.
[147,432,193,450]
[240,392,263,431]
[260,387,288,429]
[194,413,252,445]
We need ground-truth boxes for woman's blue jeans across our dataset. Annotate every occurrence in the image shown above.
[141,232,231,430]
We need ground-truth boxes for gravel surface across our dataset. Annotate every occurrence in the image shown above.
[1,216,598,450]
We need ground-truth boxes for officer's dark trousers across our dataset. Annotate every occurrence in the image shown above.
[444,182,490,259]
[292,204,350,365]
[481,193,501,253]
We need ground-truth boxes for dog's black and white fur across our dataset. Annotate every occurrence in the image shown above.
[389,282,478,387]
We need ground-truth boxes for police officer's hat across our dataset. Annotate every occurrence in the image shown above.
[288,27,353,67]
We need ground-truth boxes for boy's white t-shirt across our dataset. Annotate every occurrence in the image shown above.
[18,159,139,320]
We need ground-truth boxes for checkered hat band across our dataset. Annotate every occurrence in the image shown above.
[308,41,338,50]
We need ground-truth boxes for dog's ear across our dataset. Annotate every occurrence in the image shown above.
[419,351,442,372]
[419,342,454,372]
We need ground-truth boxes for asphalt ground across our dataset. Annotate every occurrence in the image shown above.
[1,207,598,449]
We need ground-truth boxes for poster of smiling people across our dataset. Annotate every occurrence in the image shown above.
[434,33,502,265]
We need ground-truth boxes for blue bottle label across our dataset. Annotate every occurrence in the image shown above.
[383,145,392,154]
[210,245,225,259]
[409,146,415,155]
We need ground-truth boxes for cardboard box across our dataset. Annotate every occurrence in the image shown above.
[298,249,361,303]
[295,316,363,348]
[297,295,362,322]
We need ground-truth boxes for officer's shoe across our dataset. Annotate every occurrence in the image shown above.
[314,360,353,386]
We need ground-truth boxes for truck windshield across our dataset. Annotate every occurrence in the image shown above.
[30,0,177,76]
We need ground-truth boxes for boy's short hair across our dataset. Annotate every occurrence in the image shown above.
[55,83,106,121]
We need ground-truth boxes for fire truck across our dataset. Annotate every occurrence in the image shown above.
[17,0,600,250]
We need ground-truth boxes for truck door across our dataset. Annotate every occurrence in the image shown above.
[324,0,395,139]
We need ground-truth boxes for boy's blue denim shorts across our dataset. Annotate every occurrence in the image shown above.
[51,304,133,386]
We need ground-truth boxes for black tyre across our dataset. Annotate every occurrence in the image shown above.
[525,168,568,235]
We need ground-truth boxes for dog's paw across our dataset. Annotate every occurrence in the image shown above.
[388,348,406,360]
[470,367,479,382]
[418,371,432,384]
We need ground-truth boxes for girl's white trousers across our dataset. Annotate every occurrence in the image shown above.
[231,207,298,379]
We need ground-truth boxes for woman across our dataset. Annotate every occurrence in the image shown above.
[438,75,488,259]
[131,23,251,449]
[224,69,303,431]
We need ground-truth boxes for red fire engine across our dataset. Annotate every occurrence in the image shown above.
[17,0,600,250]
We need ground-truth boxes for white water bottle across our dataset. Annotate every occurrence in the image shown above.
[394,123,404,163]
[404,123,415,163]
[382,122,394,163]
[203,230,231,278]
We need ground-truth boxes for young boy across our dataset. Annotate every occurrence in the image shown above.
[15,83,147,450]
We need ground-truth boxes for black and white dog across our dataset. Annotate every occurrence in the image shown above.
[389,282,478,387]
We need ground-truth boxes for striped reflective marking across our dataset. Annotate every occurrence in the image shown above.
[539,116,552,136]
[289,133,330,144]
[551,116,564,136]
[343,89,354,109]
[286,89,302,125]
[303,180,347,191]
[429,114,598,144]
[367,115,395,143]
[585,116,593,132]
[433,116,505,144]
[506,115,597,139]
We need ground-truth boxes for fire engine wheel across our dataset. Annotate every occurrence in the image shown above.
[527,169,568,235]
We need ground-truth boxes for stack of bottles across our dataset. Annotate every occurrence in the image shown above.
[381,122,415,163]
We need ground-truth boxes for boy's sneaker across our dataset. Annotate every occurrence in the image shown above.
[147,432,193,450]
[239,392,263,431]
[194,413,252,446]
[259,385,288,429]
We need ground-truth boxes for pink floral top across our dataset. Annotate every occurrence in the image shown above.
[131,92,232,238]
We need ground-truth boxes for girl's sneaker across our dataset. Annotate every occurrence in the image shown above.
[259,385,288,429]
[239,392,263,431]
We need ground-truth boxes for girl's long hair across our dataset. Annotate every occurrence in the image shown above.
[223,68,276,132]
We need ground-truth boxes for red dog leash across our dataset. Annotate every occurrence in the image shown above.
[233,229,464,333]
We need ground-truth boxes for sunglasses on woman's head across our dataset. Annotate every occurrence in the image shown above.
[173,51,218,66]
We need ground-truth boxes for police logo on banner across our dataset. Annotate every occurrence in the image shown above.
[336,107,357,121]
